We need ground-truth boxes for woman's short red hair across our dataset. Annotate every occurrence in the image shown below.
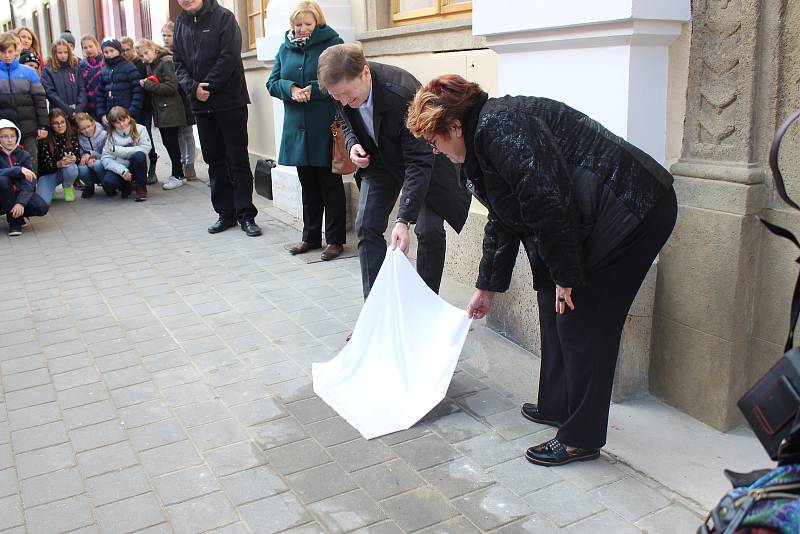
[406,74,484,138]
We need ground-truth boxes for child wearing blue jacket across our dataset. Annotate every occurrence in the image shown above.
[95,39,143,124]
[0,119,48,236]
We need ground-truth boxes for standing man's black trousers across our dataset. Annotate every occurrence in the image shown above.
[355,175,447,299]
[195,106,258,222]
[536,187,677,450]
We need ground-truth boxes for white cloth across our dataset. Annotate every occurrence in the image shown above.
[312,248,471,440]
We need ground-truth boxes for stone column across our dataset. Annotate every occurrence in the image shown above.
[652,0,787,430]
[256,0,356,218]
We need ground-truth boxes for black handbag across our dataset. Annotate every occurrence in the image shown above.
[738,107,800,462]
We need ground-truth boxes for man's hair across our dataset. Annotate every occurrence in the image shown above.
[289,1,327,28]
[317,43,367,92]
[0,32,17,52]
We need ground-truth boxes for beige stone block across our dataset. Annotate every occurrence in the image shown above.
[752,209,800,347]
[613,263,658,402]
[655,204,759,341]
[747,336,784,396]
[673,175,765,215]
[650,316,746,430]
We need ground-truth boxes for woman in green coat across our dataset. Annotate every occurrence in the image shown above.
[138,38,190,191]
[267,0,346,261]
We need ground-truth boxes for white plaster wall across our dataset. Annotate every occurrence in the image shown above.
[496,46,631,141]
[627,44,670,164]
[474,0,690,36]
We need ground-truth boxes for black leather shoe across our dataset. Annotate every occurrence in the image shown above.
[208,217,237,234]
[240,218,262,237]
[289,241,322,255]
[525,438,600,467]
[521,403,563,428]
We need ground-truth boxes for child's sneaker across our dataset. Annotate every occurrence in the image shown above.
[64,186,76,202]
[8,221,22,236]
[162,176,186,190]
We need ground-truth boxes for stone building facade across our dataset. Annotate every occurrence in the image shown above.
[655,0,800,430]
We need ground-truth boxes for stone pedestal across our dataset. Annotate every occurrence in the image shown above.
[256,0,356,220]
[651,0,793,430]
[466,0,689,401]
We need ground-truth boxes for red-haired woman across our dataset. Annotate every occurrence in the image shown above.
[406,75,677,467]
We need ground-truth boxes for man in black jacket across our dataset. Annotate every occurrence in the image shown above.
[318,43,470,298]
[172,0,261,237]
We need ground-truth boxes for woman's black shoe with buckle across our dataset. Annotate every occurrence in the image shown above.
[521,403,563,428]
[525,438,600,467]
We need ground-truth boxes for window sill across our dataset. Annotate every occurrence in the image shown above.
[357,18,485,56]
[242,49,267,71]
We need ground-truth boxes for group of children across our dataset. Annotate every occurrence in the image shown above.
[0,23,197,236]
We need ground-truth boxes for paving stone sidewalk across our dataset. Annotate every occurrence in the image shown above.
[0,155,705,533]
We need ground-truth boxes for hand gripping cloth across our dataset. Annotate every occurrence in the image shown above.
[312,248,471,439]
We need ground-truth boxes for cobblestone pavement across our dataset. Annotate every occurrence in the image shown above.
[0,158,706,533]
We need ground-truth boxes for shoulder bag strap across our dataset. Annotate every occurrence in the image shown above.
[763,108,800,352]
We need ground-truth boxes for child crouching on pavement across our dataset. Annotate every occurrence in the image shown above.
[0,119,48,236]
[101,106,151,201]
[75,112,106,198]
[36,108,82,204]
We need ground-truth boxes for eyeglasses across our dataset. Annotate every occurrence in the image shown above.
[52,120,67,126]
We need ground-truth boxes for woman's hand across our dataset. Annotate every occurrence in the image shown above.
[10,203,24,218]
[80,153,90,166]
[467,289,495,319]
[291,85,310,103]
[555,285,575,315]
[390,222,410,255]
[37,129,48,140]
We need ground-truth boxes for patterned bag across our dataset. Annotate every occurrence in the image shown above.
[699,465,800,533]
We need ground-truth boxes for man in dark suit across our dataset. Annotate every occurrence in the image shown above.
[318,43,470,298]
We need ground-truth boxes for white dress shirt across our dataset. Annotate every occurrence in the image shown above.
[357,86,376,144]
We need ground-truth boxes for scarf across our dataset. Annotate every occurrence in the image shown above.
[289,30,310,48]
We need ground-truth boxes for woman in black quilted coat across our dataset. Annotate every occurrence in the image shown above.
[406,75,677,467]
